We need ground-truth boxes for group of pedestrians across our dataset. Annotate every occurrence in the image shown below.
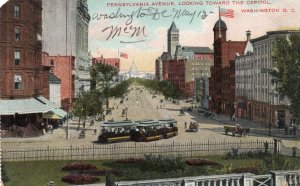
[285,123,297,136]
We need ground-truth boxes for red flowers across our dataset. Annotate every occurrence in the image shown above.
[62,174,99,185]
[62,162,97,171]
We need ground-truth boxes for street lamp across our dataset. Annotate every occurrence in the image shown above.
[66,104,70,139]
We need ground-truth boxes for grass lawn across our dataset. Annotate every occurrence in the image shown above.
[3,155,300,185]
[2,160,109,186]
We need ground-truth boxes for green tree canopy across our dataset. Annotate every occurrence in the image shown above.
[72,90,104,128]
[133,78,181,99]
[90,63,118,109]
[272,33,300,119]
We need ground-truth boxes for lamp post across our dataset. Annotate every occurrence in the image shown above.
[66,104,70,139]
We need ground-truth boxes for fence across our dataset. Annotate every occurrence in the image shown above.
[2,139,274,162]
[115,170,300,186]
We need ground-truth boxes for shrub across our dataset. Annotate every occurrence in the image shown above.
[231,166,258,174]
[1,164,9,183]
[262,155,296,171]
[62,162,97,171]
[225,149,270,160]
[185,159,220,166]
[141,154,186,172]
[225,148,239,159]
[115,158,144,164]
[61,174,99,185]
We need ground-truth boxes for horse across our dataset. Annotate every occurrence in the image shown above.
[236,127,250,137]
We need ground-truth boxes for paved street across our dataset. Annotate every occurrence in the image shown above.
[2,85,299,150]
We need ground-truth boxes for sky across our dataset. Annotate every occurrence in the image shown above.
[88,0,300,72]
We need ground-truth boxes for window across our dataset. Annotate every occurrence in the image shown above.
[14,50,20,65]
[14,4,20,18]
[15,27,20,41]
[14,74,22,90]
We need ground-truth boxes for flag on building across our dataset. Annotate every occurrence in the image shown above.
[220,8,234,18]
[120,52,128,59]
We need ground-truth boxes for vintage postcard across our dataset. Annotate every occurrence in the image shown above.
[0,0,300,185]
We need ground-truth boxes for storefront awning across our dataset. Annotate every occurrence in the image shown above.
[43,108,67,119]
[0,98,53,115]
[36,96,67,119]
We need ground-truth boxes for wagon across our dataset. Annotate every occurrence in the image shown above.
[186,123,199,132]
[224,125,250,136]
[98,120,136,143]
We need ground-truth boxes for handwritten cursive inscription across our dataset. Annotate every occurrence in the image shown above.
[102,22,146,41]
[92,7,213,42]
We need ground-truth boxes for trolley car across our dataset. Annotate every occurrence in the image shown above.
[130,121,164,142]
[98,120,136,143]
[158,119,178,138]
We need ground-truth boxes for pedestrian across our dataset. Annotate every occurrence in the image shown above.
[184,121,187,129]
[232,113,236,121]
[285,125,288,135]
[94,126,97,135]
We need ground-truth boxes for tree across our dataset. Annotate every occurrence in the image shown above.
[271,33,300,120]
[90,63,118,110]
[72,90,104,129]
[109,80,130,98]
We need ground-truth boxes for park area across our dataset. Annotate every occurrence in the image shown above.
[2,150,300,186]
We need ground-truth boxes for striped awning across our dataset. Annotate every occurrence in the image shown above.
[0,98,53,115]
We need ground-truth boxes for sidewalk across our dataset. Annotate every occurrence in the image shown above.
[209,113,300,139]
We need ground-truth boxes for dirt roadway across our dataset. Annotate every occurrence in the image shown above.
[2,85,299,150]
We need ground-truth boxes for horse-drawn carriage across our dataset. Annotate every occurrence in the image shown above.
[98,120,136,143]
[159,119,178,138]
[224,125,250,136]
[186,122,199,132]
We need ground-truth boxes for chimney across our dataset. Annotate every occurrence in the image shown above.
[246,30,251,41]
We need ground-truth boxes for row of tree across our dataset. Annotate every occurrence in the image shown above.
[133,78,181,99]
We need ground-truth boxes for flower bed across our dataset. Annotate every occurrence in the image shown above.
[186,159,220,166]
[115,158,144,164]
[61,174,99,185]
[62,162,97,171]
[73,169,122,176]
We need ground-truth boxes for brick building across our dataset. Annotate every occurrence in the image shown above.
[42,54,75,109]
[209,19,246,115]
[157,22,213,98]
[92,56,120,71]
[0,0,55,136]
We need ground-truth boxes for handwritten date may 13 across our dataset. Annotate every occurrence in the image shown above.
[92,7,211,41]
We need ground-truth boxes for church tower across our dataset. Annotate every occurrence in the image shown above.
[168,22,179,58]
[213,19,227,42]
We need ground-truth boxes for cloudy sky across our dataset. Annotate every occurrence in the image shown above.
[88,0,300,72]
